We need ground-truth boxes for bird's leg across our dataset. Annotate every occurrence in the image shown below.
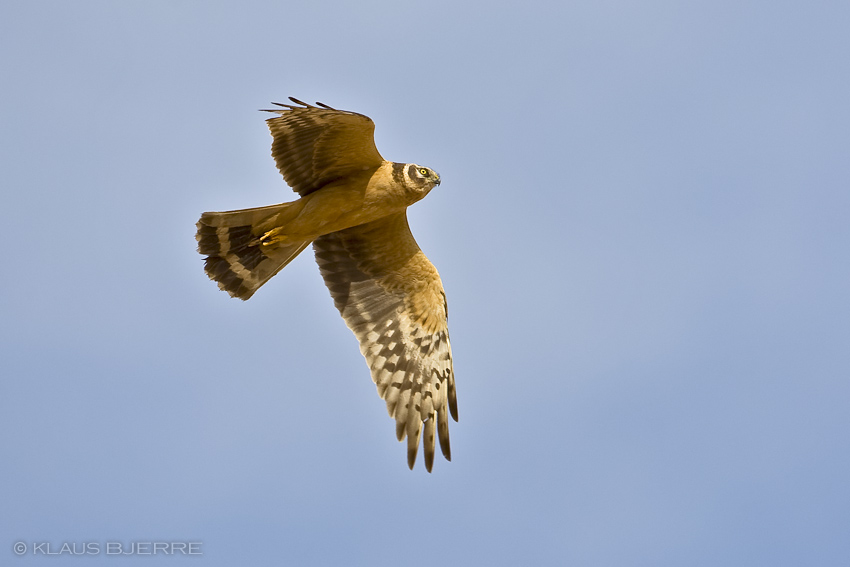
[259,227,290,246]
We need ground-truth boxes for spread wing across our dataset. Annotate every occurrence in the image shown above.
[313,213,457,472]
[264,97,385,197]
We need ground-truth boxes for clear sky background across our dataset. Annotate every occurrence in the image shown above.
[2,1,848,565]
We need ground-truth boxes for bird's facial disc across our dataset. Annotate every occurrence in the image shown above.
[410,164,440,186]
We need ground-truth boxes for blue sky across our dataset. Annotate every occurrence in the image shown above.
[2,1,849,565]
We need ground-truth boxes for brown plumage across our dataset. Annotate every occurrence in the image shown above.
[196,98,456,471]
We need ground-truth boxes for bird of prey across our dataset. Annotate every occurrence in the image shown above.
[196,98,457,472]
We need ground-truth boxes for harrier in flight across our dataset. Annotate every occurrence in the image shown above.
[196,98,457,471]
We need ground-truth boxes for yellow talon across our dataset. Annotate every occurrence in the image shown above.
[260,227,289,246]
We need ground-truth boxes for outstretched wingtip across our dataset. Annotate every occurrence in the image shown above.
[407,436,418,470]
[407,422,422,471]
[438,409,452,461]
[423,417,436,472]
[449,383,459,422]
[260,102,289,113]
[261,97,331,114]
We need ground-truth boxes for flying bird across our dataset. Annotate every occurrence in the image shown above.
[196,98,457,472]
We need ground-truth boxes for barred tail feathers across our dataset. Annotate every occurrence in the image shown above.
[196,203,310,300]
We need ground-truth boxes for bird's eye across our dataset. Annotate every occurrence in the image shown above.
[419,168,429,176]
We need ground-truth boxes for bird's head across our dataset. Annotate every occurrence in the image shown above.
[413,165,441,186]
[399,163,441,199]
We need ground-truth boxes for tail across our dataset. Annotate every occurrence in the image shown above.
[196,203,311,300]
